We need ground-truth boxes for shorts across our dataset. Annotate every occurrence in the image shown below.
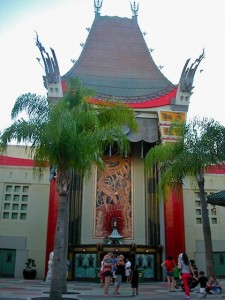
[113,271,117,279]
[103,270,112,277]
[115,275,122,287]
[166,271,174,277]
[131,282,138,289]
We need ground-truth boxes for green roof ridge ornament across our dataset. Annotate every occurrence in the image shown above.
[130,1,139,21]
[94,0,103,17]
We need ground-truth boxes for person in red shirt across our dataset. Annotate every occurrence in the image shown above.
[161,255,176,292]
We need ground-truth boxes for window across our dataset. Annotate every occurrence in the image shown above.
[196,209,201,215]
[22,195,28,202]
[194,192,218,225]
[196,218,202,224]
[1,184,29,221]
[6,186,12,192]
[5,194,11,201]
[4,203,10,210]
[195,200,200,207]
[212,218,217,224]
[12,204,19,210]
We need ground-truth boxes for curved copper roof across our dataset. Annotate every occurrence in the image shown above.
[207,190,225,207]
[63,15,176,104]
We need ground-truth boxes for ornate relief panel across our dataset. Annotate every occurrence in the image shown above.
[94,155,133,239]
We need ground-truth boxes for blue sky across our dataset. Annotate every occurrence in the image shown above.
[0,0,225,132]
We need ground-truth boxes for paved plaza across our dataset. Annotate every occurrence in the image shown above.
[0,278,224,300]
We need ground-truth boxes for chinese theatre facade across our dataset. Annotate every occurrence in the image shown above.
[36,1,204,280]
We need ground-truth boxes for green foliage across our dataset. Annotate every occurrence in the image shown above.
[145,117,225,196]
[0,77,138,297]
[65,78,96,109]
[25,258,36,270]
[145,116,225,276]
[0,78,138,176]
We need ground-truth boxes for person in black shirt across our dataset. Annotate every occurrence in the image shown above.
[197,271,208,298]
[131,264,139,296]
[113,255,125,295]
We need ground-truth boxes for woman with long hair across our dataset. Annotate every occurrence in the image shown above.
[178,253,196,299]
[102,252,113,297]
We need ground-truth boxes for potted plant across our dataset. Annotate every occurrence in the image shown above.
[23,258,37,279]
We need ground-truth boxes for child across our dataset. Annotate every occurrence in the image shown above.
[131,264,139,296]
[206,275,222,294]
[173,264,180,289]
[197,271,208,298]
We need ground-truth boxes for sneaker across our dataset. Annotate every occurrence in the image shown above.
[184,296,191,299]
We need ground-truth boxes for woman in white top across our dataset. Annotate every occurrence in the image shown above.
[178,253,195,299]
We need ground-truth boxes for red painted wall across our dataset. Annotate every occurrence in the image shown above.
[0,155,34,166]
[164,187,185,263]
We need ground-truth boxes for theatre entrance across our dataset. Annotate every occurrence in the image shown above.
[68,244,162,281]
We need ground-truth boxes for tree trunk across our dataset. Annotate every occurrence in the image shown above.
[196,171,215,276]
[62,188,70,293]
[49,170,70,300]
[49,193,66,299]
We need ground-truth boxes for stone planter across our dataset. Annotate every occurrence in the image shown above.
[23,269,37,280]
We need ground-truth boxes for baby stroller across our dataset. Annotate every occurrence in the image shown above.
[180,272,198,291]
[181,260,199,291]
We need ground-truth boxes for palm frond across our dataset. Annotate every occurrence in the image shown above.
[145,116,225,197]
[11,93,49,122]
[0,119,41,149]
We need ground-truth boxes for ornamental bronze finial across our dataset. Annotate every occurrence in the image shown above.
[130,1,139,17]
[94,0,103,14]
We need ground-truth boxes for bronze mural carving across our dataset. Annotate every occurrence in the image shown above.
[95,155,132,238]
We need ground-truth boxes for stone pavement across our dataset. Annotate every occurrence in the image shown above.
[0,278,224,300]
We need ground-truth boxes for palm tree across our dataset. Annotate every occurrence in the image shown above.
[0,78,138,300]
[145,116,225,276]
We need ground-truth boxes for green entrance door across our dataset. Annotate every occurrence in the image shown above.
[214,252,225,278]
[0,249,16,278]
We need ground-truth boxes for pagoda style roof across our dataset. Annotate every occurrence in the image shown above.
[207,190,225,207]
[63,15,176,106]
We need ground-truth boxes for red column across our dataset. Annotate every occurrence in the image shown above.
[45,178,58,276]
[164,187,185,262]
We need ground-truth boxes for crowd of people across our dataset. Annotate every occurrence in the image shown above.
[100,253,137,297]
[161,252,222,299]
[99,251,222,298]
